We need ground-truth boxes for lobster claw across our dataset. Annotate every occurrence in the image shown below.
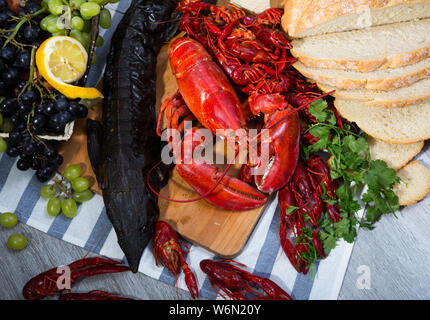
[249,95,300,193]
[176,161,267,211]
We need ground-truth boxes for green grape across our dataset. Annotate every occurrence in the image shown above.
[48,0,64,15]
[8,234,28,250]
[91,52,97,64]
[72,177,90,192]
[0,212,18,228]
[80,2,100,18]
[82,19,91,33]
[80,12,92,20]
[88,0,104,4]
[99,0,110,5]
[40,14,58,31]
[47,18,63,34]
[47,198,61,216]
[63,164,82,181]
[69,29,86,46]
[81,32,91,47]
[52,30,69,36]
[0,137,6,153]
[0,118,13,133]
[40,184,56,199]
[71,16,84,31]
[99,8,111,29]
[109,0,120,3]
[62,199,77,218]
[73,189,93,203]
[69,0,85,9]
[0,112,3,127]
[95,35,103,47]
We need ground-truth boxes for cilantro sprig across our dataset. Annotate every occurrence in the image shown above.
[303,99,400,255]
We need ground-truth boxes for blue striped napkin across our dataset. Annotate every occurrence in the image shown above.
[0,1,361,300]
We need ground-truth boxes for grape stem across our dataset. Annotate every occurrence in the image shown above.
[28,46,36,86]
[53,176,73,198]
[2,6,48,49]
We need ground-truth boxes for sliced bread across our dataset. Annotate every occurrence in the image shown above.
[393,161,430,205]
[293,58,430,91]
[282,0,430,38]
[334,99,430,144]
[291,19,430,72]
[318,78,430,107]
[368,137,424,171]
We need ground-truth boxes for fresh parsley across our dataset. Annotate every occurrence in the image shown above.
[303,99,400,256]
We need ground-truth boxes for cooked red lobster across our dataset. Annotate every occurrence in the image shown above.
[154,3,339,212]
[157,36,300,211]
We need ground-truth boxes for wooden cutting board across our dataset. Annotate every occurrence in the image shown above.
[57,35,269,259]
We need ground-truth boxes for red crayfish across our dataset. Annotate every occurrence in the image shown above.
[200,259,292,300]
[22,257,131,300]
[150,3,338,212]
[279,155,341,274]
[153,220,199,299]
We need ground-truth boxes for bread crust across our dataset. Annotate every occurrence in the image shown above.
[291,44,430,72]
[368,137,424,171]
[394,161,430,205]
[283,0,430,38]
[293,61,430,91]
[318,82,430,108]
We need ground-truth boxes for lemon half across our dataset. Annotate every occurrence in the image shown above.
[36,36,103,100]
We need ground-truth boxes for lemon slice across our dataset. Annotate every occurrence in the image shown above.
[36,36,103,100]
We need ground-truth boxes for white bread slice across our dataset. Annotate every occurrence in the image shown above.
[368,137,424,171]
[282,0,430,38]
[291,19,430,72]
[334,99,430,144]
[318,78,430,107]
[230,0,271,13]
[293,58,430,91]
[393,161,430,205]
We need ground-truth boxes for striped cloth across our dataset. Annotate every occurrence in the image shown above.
[0,1,360,300]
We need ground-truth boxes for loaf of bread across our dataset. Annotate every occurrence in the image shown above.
[282,0,430,38]
[293,58,430,91]
[318,78,430,108]
[368,137,424,171]
[394,161,430,205]
[334,100,430,144]
[291,19,430,72]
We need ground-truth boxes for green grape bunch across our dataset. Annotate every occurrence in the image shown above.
[40,0,113,59]
[40,164,94,218]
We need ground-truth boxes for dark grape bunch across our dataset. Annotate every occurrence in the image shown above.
[0,1,89,182]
